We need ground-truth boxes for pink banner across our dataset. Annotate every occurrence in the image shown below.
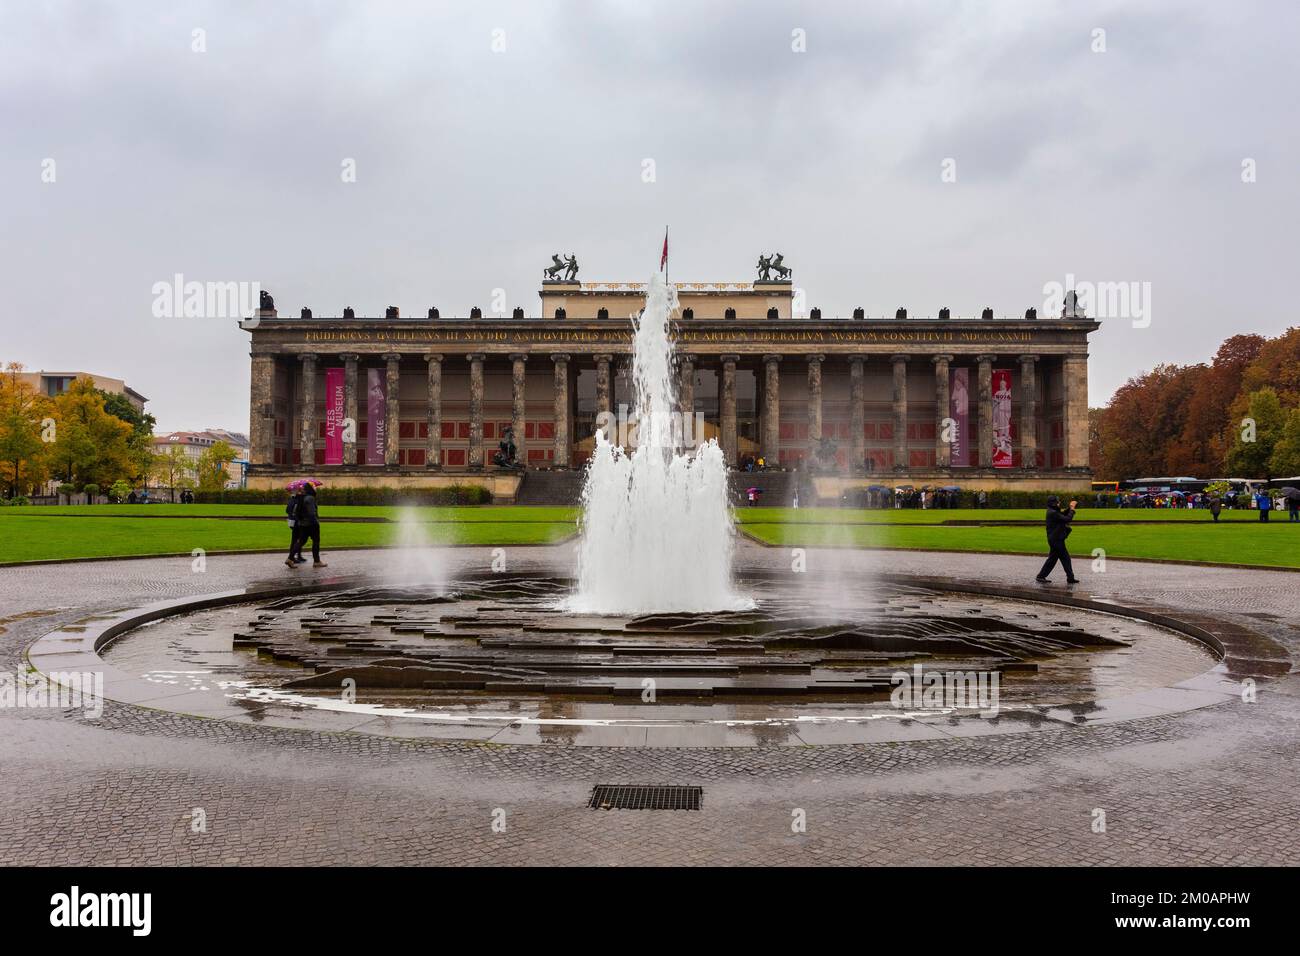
[366,368,386,465]
[949,368,970,467]
[992,368,1013,468]
[324,367,344,465]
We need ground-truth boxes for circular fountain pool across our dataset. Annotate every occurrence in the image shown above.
[98,572,1219,742]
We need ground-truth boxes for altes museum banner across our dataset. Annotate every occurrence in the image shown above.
[324,367,345,465]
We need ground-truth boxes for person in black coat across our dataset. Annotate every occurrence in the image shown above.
[1036,495,1080,584]
[289,486,327,568]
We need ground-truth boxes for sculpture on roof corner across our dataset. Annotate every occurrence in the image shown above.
[543,253,579,282]
[756,253,791,282]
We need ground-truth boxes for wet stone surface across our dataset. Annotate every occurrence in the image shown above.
[2,543,1297,866]
[101,573,1215,728]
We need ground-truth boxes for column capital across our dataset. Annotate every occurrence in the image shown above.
[508,352,528,363]
[806,353,826,365]
[676,352,696,366]
[550,352,571,363]
[423,352,444,363]
[761,353,781,365]
[890,353,911,364]
[975,353,997,364]
[593,352,613,363]
[930,353,954,365]
[465,352,486,362]
[1017,354,1039,364]
[381,352,402,363]
[721,353,740,365]
[338,352,359,363]
[296,352,318,363]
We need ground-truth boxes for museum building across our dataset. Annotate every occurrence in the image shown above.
[243,272,1098,499]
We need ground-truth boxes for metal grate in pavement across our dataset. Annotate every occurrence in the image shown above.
[587,784,702,811]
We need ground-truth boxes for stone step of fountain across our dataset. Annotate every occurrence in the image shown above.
[514,469,586,505]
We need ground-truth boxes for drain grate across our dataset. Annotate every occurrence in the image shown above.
[588,784,702,811]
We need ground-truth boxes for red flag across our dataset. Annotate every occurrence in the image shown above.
[660,228,668,271]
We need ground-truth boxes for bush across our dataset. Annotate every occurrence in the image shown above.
[2,496,31,507]
[57,483,76,498]
[82,483,100,504]
[191,484,495,506]
[108,479,132,503]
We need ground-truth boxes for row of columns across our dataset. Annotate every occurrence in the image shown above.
[256,351,1086,472]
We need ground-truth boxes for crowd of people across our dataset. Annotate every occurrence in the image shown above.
[1096,489,1299,521]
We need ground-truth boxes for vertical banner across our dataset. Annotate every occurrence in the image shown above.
[366,368,386,465]
[992,368,1014,468]
[324,367,344,465]
[949,368,970,466]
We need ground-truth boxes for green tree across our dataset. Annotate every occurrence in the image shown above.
[1225,387,1286,479]
[151,445,193,502]
[1268,407,1300,477]
[196,440,237,491]
[101,390,156,484]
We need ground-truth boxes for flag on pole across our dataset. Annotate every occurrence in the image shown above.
[660,227,668,272]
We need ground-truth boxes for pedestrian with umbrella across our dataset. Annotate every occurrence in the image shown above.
[1280,486,1300,523]
[284,480,307,567]
[286,479,327,568]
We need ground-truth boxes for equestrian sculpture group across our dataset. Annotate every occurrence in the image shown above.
[756,253,791,281]
[543,253,580,282]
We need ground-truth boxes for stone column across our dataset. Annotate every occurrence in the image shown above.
[720,355,739,466]
[467,353,485,470]
[762,354,781,465]
[807,354,824,445]
[340,353,359,466]
[594,353,612,418]
[383,353,401,467]
[249,353,276,466]
[551,353,571,468]
[932,354,953,468]
[1063,353,1089,469]
[678,354,696,448]
[424,353,443,469]
[297,352,317,466]
[849,356,866,473]
[1019,354,1039,470]
[510,353,528,466]
[891,354,909,472]
[976,354,995,469]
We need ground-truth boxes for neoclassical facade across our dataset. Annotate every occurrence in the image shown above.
[244,279,1098,497]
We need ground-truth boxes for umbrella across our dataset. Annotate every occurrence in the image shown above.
[284,478,324,491]
[867,484,891,492]
[1279,486,1300,501]
[940,485,962,491]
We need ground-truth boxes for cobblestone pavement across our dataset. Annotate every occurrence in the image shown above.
[2,542,1297,866]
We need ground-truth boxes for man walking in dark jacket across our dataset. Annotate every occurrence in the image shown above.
[1036,495,1080,584]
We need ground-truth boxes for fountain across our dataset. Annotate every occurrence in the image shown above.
[565,272,749,614]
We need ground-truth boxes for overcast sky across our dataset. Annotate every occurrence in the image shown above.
[4,0,1297,432]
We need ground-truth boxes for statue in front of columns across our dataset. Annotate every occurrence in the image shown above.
[811,436,840,474]
[492,426,519,469]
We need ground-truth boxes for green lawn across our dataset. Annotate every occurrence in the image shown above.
[736,508,1300,569]
[0,506,577,563]
[1,504,1295,568]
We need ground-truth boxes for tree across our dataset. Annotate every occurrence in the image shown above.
[48,377,135,490]
[0,362,53,497]
[101,390,156,484]
[1268,407,1300,478]
[151,445,193,502]
[196,440,237,491]
[1225,387,1286,479]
